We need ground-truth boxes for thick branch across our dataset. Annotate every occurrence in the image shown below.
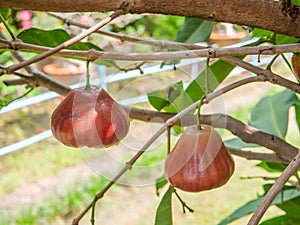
[127,108,298,162]
[2,0,300,37]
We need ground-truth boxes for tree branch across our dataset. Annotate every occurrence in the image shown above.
[248,150,300,225]
[2,0,300,37]
[3,39,300,62]
[220,56,300,94]
[127,108,298,162]
[228,148,288,163]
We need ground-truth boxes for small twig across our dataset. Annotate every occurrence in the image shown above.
[227,148,289,163]
[0,87,34,108]
[3,78,31,86]
[241,175,278,181]
[172,188,194,213]
[3,8,125,75]
[120,61,147,74]
[0,13,17,40]
[219,56,300,95]
[47,12,204,50]
[241,175,300,188]
[247,150,300,225]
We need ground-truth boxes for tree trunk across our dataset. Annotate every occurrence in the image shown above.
[2,0,300,37]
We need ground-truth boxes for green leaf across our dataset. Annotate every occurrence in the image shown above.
[198,38,261,92]
[278,197,300,219]
[256,161,287,173]
[163,90,194,113]
[0,88,33,111]
[293,0,300,6]
[147,81,189,112]
[0,8,11,20]
[252,28,299,44]
[276,34,299,45]
[17,28,102,51]
[294,102,300,132]
[249,89,298,138]
[218,188,300,225]
[155,175,168,196]
[224,138,258,149]
[154,186,173,225]
[0,96,11,109]
[174,18,213,43]
[252,29,273,39]
[260,214,299,225]
[185,66,219,102]
[172,125,183,134]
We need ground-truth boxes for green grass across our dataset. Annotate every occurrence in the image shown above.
[0,176,110,225]
[0,140,83,195]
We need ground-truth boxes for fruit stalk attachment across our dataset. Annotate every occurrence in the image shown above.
[85,60,92,90]
[196,95,205,130]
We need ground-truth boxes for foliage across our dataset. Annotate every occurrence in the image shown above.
[111,15,185,41]
[18,28,102,51]
[218,185,300,225]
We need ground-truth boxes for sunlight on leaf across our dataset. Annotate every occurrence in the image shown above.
[249,89,298,139]
[174,18,213,44]
[155,175,168,196]
[154,185,173,225]
[218,188,300,225]
[17,28,102,51]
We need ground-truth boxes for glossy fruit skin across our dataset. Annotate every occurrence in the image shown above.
[164,125,235,192]
[51,87,129,148]
[291,53,300,82]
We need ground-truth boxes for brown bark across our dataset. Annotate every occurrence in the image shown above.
[1,0,300,37]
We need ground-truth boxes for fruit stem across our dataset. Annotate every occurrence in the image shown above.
[167,126,171,154]
[85,60,92,90]
[196,95,205,130]
[172,187,194,213]
[90,197,96,225]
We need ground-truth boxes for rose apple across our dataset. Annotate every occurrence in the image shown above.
[165,125,235,192]
[51,87,129,148]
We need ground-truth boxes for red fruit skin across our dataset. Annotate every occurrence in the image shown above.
[291,53,300,82]
[51,87,129,148]
[164,125,235,192]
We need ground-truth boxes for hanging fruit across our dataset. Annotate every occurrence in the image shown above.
[164,124,235,192]
[51,87,130,148]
